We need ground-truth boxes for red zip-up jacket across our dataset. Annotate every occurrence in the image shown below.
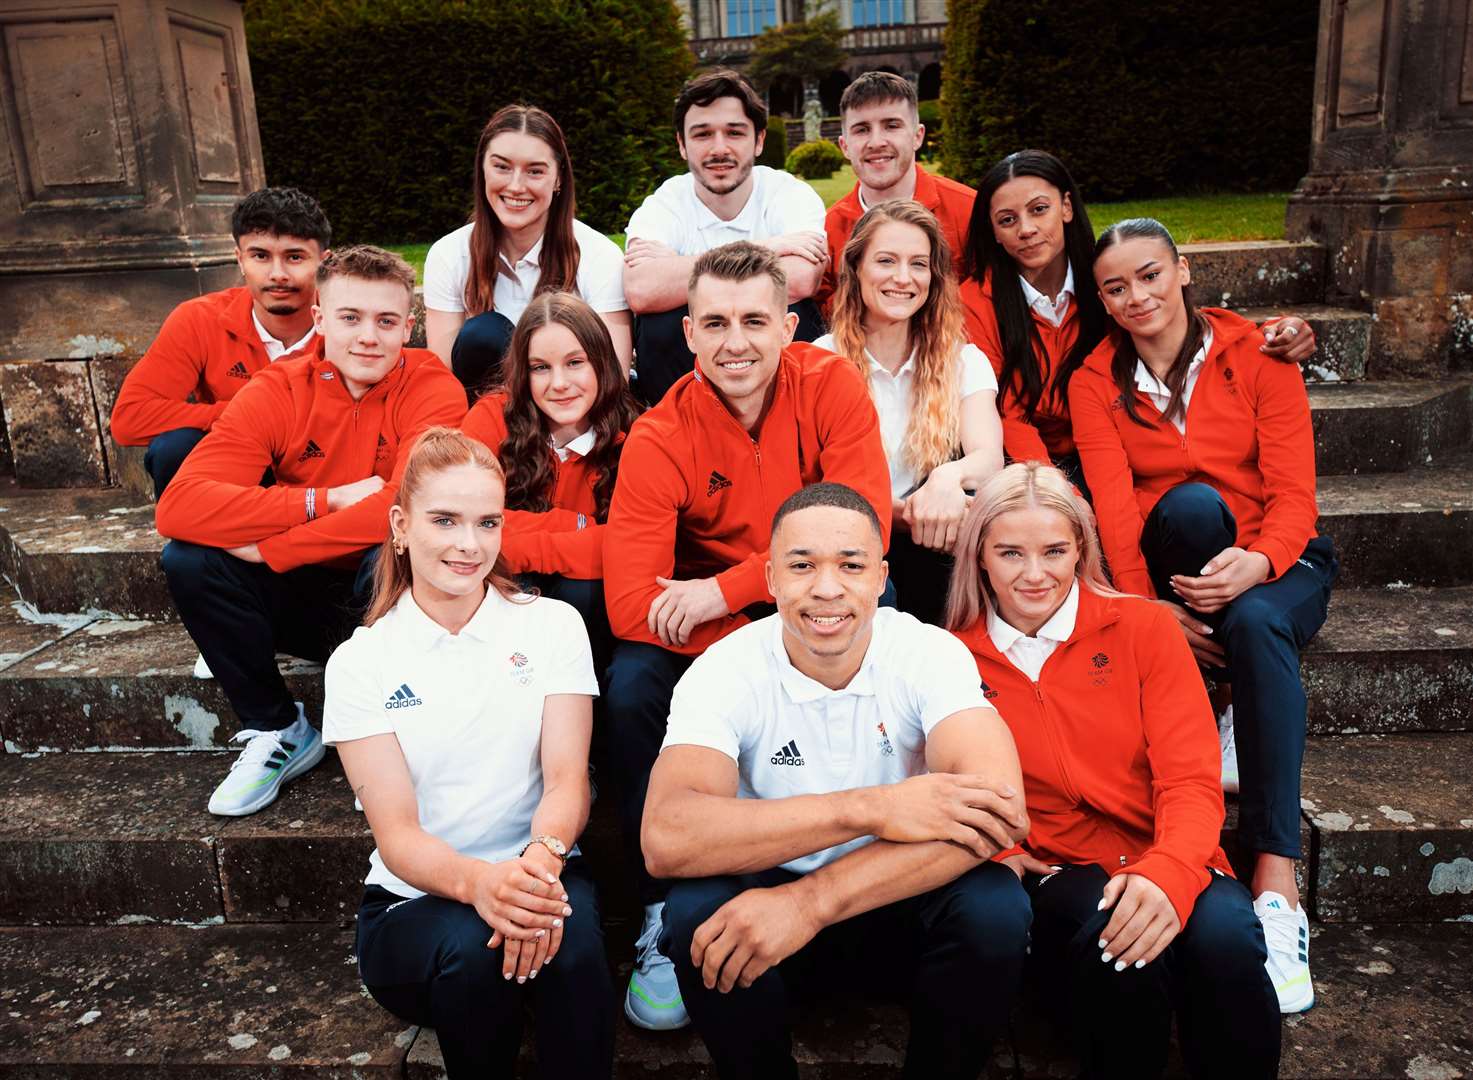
[818,164,977,311]
[155,341,467,572]
[1068,307,1319,598]
[953,586,1231,926]
[604,342,891,655]
[462,391,622,580]
[960,271,1079,465]
[111,287,314,446]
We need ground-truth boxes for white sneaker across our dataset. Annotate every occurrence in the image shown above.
[207,705,324,817]
[1218,705,1240,795]
[1254,891,1314,1013]
[193,653,213,680]
[624,902,689,1030]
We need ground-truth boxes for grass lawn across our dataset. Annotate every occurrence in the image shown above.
[382,171,1288,280]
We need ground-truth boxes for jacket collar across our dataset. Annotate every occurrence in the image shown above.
[957,582,1122,664]
[1082,306,1260,379]
[691,346,800,438]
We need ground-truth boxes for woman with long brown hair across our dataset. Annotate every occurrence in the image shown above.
[461,291,640,661]
[424,105,631,395]
[325,426,614,1078]
[815,198,1003,623]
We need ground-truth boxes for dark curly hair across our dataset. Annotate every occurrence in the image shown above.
[495,292,641,521]
[230,187,331,248]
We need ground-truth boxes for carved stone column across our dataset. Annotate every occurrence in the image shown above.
[0,0,262,485]
[1285,0,1473,376]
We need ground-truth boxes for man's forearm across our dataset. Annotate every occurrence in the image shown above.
[626,255,699,313]
[788,835,993,929]
[643,785,883,879]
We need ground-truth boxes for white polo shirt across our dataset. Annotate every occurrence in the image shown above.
[252,310,315,361]
[625,165,826,256]
[422,218,628,320]
[323,587,598,899]
[986,580,1080,682]
[812,335,998,500]
[1134,324,1214,434]
[1019,263,1075,328]
[661,608,994,875]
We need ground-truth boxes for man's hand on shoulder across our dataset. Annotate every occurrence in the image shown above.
[690,884,823,993]
[865,772,1028,858]
[648,575,730,647]
[327,475,387,513]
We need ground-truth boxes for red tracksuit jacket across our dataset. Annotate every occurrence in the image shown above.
[953,586,1231,926]
[155,341,467,572]
[604,342,891,655]
[111,287,313,445]
[461,390,620,580]
[1067,307,1319,598]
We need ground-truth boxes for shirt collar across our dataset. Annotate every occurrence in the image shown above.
[865,346,917,381]
[393,584,511,648]
[986,579,1080,653]
[252,309,316,355]
[691,173,759,234]
[768,612,881,704]
[551,428,596,461]
[1132,324,1214,396]
[857,163,934,215]
[1018,262,1074,311]
[499,233,546,272]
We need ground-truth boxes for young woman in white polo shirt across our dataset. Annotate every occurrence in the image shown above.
[423,105,631,397]
[814,199,1003,624]
[323,426,612,1078]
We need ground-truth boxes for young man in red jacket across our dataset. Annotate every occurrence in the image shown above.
[817,72,976,311]
[602,241,891,1032]
[155,246,466,817]
[111,188,332,495]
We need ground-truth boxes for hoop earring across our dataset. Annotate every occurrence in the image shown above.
[392,536,406,556]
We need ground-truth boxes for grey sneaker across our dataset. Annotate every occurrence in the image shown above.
[624,902,689,1030]
[207,705,323,816]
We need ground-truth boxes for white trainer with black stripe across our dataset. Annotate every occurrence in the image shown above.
[1254,890,1314,1013]
[207,704,324,817]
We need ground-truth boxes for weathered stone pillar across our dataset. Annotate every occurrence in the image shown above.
[0,0,262,486]
[1286,0,1473,376]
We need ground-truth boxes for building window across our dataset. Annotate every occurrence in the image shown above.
[726,0,778,36]
[852,0,906,26]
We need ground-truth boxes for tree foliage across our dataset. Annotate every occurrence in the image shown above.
[747,9,849,91]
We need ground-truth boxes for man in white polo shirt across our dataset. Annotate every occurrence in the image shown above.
[623,69,829,406]
[641,482,1032,1079]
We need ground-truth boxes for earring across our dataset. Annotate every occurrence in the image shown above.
[392,536,406,556]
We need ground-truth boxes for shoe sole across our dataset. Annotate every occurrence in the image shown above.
[623,989,690,1031]
[208,736,325,817]
[1278,986,1315,1014]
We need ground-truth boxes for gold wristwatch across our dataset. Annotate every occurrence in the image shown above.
[521,835,568,867]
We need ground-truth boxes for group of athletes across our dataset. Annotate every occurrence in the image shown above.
[109,67,1335,1079]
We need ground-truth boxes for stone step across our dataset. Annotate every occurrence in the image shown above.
[1316,456,1473,587]
[2,584,1468,753]
[1239,303,1371,383]
[1309,378,1473,475]
[1,919,1468,1078]
[1303,586,1473,735]
[1180,240,1327,308]
[1301,732,1473,922]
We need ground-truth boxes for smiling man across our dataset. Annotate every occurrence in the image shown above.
[111,188,332,495]
[602,241,890,1032]
[623,70,828,406]
[155,246,466,817]
[818,73,976,311]
[640,482,1032,1080]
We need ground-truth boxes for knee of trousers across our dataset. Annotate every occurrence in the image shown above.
[634,308,689,350]
[1151,482,1234,536]
[159,539,230,587]
[1175,903,1271,987]
[660,877,744,962]
[604,646,676,725]
[931,864,1032,963]
[1219,593,1298,657]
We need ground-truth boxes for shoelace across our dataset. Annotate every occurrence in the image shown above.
[633,908,667,970]
[1258,906,1304,960]
[226,728,288,773]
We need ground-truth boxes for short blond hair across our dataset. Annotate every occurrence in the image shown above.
[688,240,787,308]
[316,244,416,300]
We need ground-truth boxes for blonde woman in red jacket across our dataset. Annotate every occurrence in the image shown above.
[1069,218,1338,1016]
[946,461,1279,1079]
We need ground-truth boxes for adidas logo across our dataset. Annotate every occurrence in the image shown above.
[384,683,423,709]
[769,739,804,766]
[707,470,732,496]
[297,440,326,463]
[226,361,250,379]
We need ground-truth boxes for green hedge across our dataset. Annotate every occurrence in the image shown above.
[942,0,1316,200]
[244,0,692,244]
[917,98,943,162]
[758,116,789,169]
[785,139,846,180]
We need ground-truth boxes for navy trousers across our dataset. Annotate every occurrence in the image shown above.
[144,427,207,498]
[660,861,1031,1080]
[451,310,516,400]
[159,541,375,732]
[1025,863,1280,1079]
[1139,482,1337,858]
[887,529,954,626]
[631,299,825,407]
[356,857,614,1079]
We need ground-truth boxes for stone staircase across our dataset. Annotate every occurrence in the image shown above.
[0,240,1470,1077]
